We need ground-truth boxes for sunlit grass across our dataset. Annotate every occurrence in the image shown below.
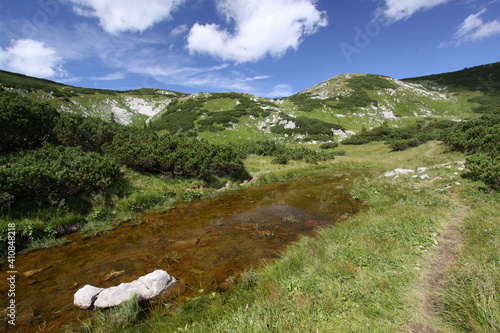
[79,140,498,333]
[438,189,500,332]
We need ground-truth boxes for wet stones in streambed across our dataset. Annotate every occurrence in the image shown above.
[74,270,177,309]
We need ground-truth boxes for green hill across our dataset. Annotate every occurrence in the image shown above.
[2,62,498,144]
[403,62,500,114]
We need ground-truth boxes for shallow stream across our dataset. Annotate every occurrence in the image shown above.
[1,171,363,332]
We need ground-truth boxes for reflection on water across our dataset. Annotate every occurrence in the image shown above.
[0,171,362,332]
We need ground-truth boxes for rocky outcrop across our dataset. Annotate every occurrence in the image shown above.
[74,270,176,309]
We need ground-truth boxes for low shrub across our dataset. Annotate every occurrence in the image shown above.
[105,132,249,180]
[236,140,335,165]
[319,142,339,149]
[0,90,60,152]
[0,145,122,210]
[442,111,499,188]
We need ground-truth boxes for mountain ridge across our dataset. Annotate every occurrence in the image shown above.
[1,61,498,144]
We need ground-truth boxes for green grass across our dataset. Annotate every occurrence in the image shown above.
[74,141,498,333]
[23,236,71,252]
[438,188,500,332]
[81,295,144,333]
[203,97,238,111]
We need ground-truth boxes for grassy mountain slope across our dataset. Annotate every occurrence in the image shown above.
[404,61,500,91]
[0,70,186,127]
[2,62,498,144]
[404,61,500,114]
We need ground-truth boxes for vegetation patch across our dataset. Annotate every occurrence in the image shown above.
[152,99,204,134]
[286,92,333,112]
[94,141,497,333]
[442,111,500,188]
[0,90,60,152]
[236,140,336,165]
[270,113,345,139]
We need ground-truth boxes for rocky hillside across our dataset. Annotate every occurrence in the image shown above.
[2,62,498,144]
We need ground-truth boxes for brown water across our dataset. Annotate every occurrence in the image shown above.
[1,171,362,332]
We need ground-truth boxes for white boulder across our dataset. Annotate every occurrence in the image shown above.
[74,270,176,309]
[74,285,104,309]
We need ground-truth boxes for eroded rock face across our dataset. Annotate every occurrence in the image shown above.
[74,270,176,309]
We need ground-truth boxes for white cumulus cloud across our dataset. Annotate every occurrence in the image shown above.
[452,9,500,44]
[0,39,64,78]
[67,0,186,34]
[377,0,452,22]
[186,0,328,63]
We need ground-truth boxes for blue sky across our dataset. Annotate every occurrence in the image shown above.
[0,0,499,97]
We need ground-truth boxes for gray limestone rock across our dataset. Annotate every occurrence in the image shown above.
[74,285,104,309]
[74,270,176,309]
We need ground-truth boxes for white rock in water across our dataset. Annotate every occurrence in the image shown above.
[93,280,151,308]
[74,270,176,309]
[138,269,174,295]
[74,285,103,309]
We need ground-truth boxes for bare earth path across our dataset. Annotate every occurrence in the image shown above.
[409,203,470,333]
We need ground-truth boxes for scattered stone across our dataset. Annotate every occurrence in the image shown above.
[21,268,44,278]
[21,265,51,278]
[74,270,176,309]
[431,177,442,183]
[383,168,415,178]
[434,162,452,168]
[103,270,126,281]
[420,174,431,180]
[417,167,429,173]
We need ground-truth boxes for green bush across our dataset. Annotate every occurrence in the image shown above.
[0,145,122,209]
[344,119,455,149]
[236,140,335,165]
[333,91,378,109]
[198,110,244,127]
[271,115,344,136]
[153,99,205,134]
[464,153,500,188]
[53,112,121,153]
[319,142,339,149]
[441,112,499,188]
[442,113,500,155]
[0,90,60,152]
[287,93,329,112]
[105,132,249,180]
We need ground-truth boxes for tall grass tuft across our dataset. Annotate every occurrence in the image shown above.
[82,295,142,333]
[438,192,500,332]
